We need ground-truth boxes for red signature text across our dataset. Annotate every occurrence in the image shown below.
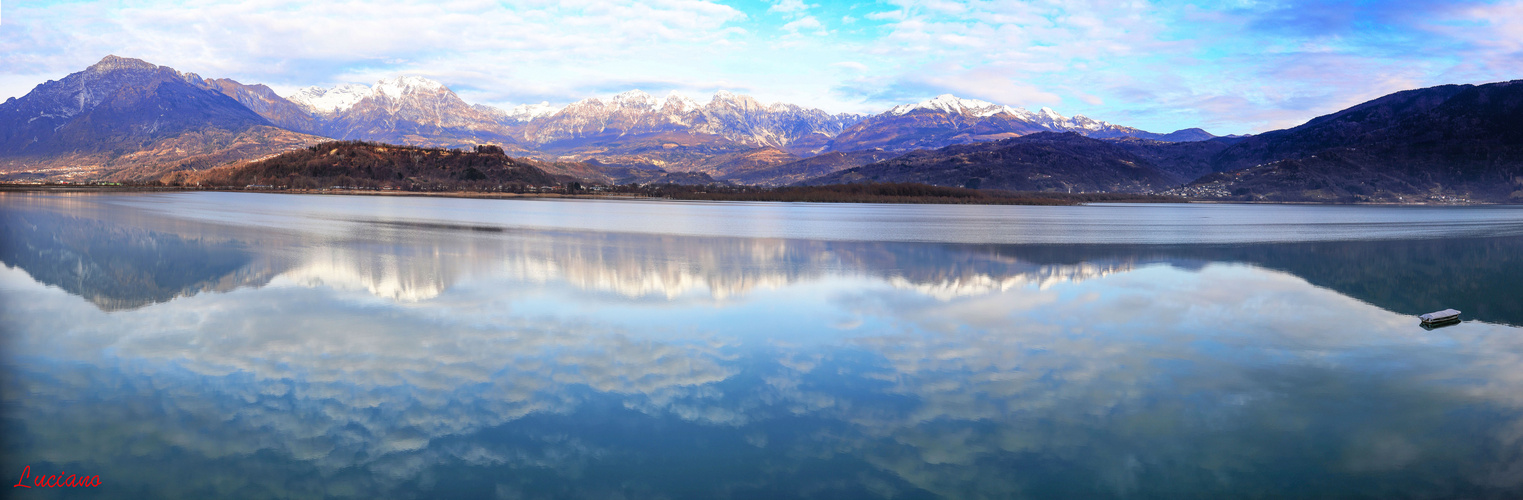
[12,466,100,488]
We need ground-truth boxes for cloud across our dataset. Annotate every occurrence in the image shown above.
[768,0,815,15]
[1239,0,1480,38]
[0,0,750,107]
[831,61,868,72]
[781,15,827,35]
[8,195,1523,496]
[4,0,1523,134]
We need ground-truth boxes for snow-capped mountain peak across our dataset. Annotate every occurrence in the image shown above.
[285,76,449,114]
[663,92,702,113]
[374,76,446,99]
[508,101,561,122]
[288,84,371,114]
[888,94,1016,117]
[707,90,768,112]
[611,89,657,109]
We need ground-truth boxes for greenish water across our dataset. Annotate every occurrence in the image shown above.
[2,192,1522,499]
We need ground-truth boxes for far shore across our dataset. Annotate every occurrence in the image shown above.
[0,183,1504,206]
[0,183,1150,205]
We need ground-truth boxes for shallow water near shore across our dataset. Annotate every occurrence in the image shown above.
[3,191,1523,499]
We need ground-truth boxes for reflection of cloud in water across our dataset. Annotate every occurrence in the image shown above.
[9,261,1523,497]
[2,266,733,486]
[6,194,1523,497]
[808,264,1523,497]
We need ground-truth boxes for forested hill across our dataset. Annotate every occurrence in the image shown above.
[162,141,562,189]
[1196,79,1523,202]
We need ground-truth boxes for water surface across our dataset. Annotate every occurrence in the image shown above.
[3,192,1522,499]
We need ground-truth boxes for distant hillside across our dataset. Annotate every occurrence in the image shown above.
[725,149,902,186]
[1201,80,1523,202]
[705,147,801,180]
[163,141,560,190]
[805,132,1179,192]
[1109,136,1241,182]
[194,77,322,135]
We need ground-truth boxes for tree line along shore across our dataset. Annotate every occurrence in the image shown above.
[0,181,1187,206]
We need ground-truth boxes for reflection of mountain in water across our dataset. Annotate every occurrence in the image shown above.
[284,244,461,302]
[0,201,1142,309]
[493,234,1135,301]
[969,237,1523,326]
[5,194,1522,327]
[6,251,1522,498]
[0,208,279,311]
[6,196,1523,498]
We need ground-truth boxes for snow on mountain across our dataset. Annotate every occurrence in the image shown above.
[517,89,863,152]
[884,93,1131,130]
[829,93,1208,153]
[507,102,560,122]
[610,89,659,109]
[662,92,702,114]
[288,84,371,114]
[373,76,445,99]
[286,76,450,115]
[876,94,1191,139]
[889,94,1014,118]
[277,76,528,149]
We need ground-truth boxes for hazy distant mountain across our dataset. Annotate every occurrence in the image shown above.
[1194,79,1523,202]
[0,55,325,181]
[806,132,1179,192]
[825,95,1214,153]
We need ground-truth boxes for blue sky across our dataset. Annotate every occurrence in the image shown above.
[1,0,1520,134]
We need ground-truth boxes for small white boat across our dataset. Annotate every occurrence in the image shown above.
[1419,309,1461,324]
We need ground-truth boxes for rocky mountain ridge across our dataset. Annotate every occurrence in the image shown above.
[276,79,1212,173]
[0,56,325,181]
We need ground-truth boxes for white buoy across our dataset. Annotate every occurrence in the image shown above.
[1419,309,1461,324]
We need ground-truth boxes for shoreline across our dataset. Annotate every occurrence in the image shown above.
[0,184,1506,206]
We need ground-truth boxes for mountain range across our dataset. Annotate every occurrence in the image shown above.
[3,55,1520,203]
[0,56,1212,184]
[799,81,1523,202]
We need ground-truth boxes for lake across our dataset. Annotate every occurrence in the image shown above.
[3,191,1523,499]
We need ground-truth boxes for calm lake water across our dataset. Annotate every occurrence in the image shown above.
[3,191,1523,499]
